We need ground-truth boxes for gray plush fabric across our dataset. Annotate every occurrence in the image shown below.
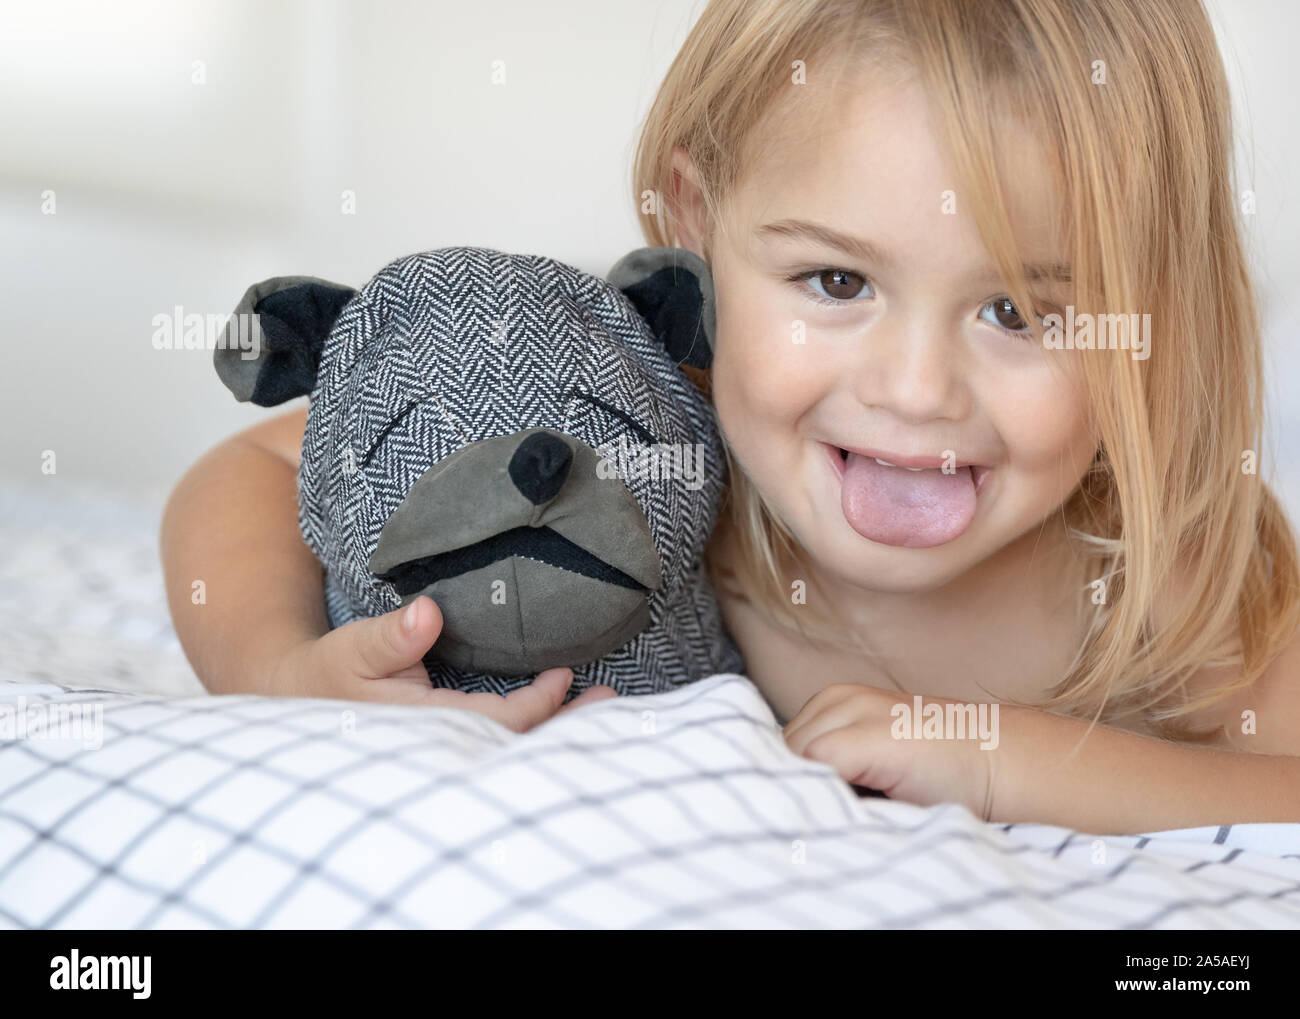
[298,247,742,695]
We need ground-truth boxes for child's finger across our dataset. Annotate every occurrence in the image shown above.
[492,667,574,731]
[345,595,444,679]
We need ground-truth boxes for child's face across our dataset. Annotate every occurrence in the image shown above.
[706,72,1098,593]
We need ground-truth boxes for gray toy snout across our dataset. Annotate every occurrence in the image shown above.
[368,427,664,676]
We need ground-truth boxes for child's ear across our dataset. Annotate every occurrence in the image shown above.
[214,276,357,406]
[607,247,716,369]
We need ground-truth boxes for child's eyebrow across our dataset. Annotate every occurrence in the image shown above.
[756,217,1072,284]
[757,218,893,267]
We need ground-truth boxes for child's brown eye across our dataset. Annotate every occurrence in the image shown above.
[983,297,1029,332]
[816,266,868,298]
[819,269,865,299]
[798,268,872,302]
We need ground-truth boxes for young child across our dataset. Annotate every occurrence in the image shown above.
[162,0,1300,834]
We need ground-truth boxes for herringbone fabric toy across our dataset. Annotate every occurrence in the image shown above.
[215,246,742,696]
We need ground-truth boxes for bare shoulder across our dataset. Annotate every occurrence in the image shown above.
[1178,631,1300,753]
[1154,561,1300,754]
[233,402,308,469]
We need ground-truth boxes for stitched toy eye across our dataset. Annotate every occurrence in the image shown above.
[357,396,423,469]
[568,391,660,446]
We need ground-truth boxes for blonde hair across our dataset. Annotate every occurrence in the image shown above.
[631,0,1300,739]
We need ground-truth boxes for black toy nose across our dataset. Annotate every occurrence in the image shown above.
[508,432,573,505]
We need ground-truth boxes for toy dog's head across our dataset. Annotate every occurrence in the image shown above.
[216,247,740,696]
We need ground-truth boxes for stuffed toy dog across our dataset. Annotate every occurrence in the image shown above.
[215,246,742,697]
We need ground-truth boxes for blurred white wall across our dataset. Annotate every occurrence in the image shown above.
[1212,1,1300,514]
[0,0,1297,513]
[0,0,706,505]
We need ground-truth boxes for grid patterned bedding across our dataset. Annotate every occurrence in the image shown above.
[2,674,1299,929]
[1,482,1298,929]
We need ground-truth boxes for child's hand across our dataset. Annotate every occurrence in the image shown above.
[782,685,997,819]
[270,595,616,731]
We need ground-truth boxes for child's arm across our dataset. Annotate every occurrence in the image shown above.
[160,405,327,695]
[160,405,613,727]
[987,704,1300,833]
[783,643,1300,833]
[989,637,1300,831]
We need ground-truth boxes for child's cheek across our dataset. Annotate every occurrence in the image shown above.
[987,361,1096,491]
[710,273,831,435]
[711,336,773,451]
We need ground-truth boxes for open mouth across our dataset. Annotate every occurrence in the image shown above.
[374,526,651,596]
[828,443,991,492]
[824,442,992,548]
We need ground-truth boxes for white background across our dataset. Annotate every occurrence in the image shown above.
[1,0,1296,512]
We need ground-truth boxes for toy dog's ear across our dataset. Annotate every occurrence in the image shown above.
[607,247,715,370]
[214,276,357,406]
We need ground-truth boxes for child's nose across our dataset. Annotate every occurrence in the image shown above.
[847,315,969,424]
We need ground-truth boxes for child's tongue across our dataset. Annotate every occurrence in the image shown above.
[840,452,976,548]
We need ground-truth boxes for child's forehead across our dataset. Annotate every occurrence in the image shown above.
[729,70,1068,281]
